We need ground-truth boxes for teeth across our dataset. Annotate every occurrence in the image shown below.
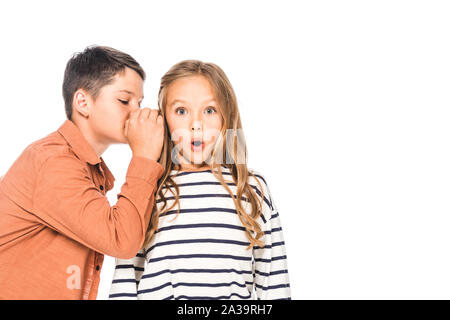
[192,140,203,146]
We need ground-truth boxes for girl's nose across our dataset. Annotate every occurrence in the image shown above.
[191,120,202,132]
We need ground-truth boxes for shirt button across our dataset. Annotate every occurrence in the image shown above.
[96,265,100,271]
[99,185,104,191]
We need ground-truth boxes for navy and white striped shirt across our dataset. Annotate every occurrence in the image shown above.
[109,166,290,300]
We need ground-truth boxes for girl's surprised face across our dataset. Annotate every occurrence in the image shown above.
[165,75,223,166]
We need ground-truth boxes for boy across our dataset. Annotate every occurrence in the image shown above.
[0,46,164,299]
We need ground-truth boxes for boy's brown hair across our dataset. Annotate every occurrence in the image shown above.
[62,45,145,119]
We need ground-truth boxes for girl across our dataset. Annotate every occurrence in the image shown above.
[109,60,290,300]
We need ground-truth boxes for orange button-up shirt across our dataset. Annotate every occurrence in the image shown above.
[0,120,164,300]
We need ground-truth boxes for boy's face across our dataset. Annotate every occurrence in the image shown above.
[165,75,223,165]
[87,67,144,145]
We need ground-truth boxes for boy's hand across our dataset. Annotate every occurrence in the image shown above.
[125,108,164,162]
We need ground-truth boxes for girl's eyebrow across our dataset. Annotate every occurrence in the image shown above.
[170,99,187,107]
[170,98,216,106]
[202,98,216,104]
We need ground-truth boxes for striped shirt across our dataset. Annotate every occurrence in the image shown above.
[109,166,290,300]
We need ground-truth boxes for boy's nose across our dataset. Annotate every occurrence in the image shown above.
[130,103,140,112]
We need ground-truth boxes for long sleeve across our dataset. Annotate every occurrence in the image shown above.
[109,249,146,299]
[32,154,163,259]
[252,174,291,300]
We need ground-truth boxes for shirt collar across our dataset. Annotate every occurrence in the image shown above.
[99,159,115,191]
[57,120,101,166]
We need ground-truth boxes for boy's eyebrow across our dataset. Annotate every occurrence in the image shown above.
[117,89,134,95]
[117,89,144,101]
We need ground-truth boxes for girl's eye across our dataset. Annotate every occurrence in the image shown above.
[205,107,216,114]
[176,107,187,115]
[119,99,129,105]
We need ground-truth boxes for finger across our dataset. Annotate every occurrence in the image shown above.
[124,119,129,136]
[156,114,163,125]
[129,108,141,120]
[149,109,158,123]
[140,108,151,119]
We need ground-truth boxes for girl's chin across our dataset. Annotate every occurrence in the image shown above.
[178,151,210,165]
[187,155,208,164]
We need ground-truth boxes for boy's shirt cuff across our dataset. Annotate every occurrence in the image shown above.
[126,156,164,186]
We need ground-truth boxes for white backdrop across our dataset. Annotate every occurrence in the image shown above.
[1,0,449,299]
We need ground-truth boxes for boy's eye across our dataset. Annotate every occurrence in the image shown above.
[119,99,129,105]
[205,107,216,114]
[175,107,187,115]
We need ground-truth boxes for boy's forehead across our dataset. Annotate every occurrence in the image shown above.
[114,68,143,84]
[109,68,144,95]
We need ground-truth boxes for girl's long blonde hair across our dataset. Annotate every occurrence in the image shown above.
[143,60,265,249]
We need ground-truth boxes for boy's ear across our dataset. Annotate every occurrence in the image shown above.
[72,89,91,118]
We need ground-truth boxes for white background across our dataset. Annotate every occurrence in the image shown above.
[1,0,449,299]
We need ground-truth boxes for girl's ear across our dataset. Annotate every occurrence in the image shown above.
[72,89,91,118]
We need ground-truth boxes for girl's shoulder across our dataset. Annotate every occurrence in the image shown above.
[247,168,276,216]
[247,168,273,195]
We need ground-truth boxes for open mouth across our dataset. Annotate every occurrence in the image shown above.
[191,138,204,152]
